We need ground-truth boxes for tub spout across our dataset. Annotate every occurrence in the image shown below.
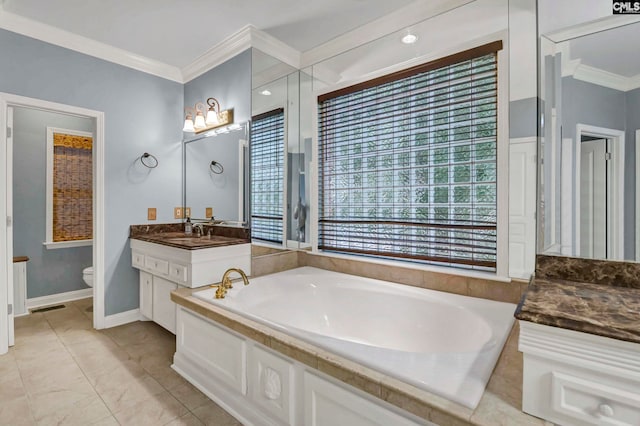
[221,267,250,290]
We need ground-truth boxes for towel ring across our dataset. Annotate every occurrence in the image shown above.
[210,160,224,174]
[140,152,158,168]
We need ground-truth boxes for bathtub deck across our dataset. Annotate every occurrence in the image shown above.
[171,287,552,426]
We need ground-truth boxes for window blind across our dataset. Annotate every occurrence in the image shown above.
[250,109,284,243]
[52,132,93,242]
[318,42,501,271]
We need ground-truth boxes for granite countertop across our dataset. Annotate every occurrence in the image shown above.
[515,277,640,344]
[171,288,550,426]
[131,231,249,250]
[129,223,250,250]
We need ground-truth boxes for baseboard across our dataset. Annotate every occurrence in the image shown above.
[26,288,93,310]
[104,308,141,328]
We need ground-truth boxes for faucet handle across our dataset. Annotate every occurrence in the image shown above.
[222,276,233,289]
[211,283,227,299]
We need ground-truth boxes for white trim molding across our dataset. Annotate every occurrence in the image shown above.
[0,1,479,86]
[45,126,94,248]
[0,92,106,338]
[574,124,625,260]
[104,308,141,328]
[0,8,183,82]
[26,288,93,310]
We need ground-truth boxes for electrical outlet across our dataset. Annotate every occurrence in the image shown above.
[174,207,183,219]
[147,208,157,220]
[185,207,191,218]
[205,207,213,218]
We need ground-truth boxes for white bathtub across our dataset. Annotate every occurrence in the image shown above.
[192,266,515,409]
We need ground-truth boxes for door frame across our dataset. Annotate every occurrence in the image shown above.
[574,124,625,260]
[0,93,105,354]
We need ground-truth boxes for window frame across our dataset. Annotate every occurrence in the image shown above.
[311,39,509,277]
[44,126,94,249]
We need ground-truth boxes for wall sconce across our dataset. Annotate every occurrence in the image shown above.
[182,97,234,134]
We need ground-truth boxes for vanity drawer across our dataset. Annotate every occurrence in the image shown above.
[145,255,169,275]
[169,262,188,283]
[132,251,145,268]
[551,371,640,425]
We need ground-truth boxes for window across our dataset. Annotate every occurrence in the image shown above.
[45,127,93,248]
[317,41,502,271]
[250,109,284,243]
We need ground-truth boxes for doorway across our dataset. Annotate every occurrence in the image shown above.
[575,124,625,260]
[1,93,105,355]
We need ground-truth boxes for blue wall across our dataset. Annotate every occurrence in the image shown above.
[184,50,252,124]
[0,28,184,315]
[13,108,94,298]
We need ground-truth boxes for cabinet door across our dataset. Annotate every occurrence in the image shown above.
[153,276,177,334]
[139,271,153,320]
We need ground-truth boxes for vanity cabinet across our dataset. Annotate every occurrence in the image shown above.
[172,306,427,426]
[131,238,251,334]
[519,321,640,426]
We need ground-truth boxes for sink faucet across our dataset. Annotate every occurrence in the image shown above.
[212,268,250,299]
[193,223,204,237]
[222,268,249,289]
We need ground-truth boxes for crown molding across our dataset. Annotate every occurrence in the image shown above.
[573,63,631,92]
[545,14,640,43]
[0,8,183,82]
[299,0,474,68]
[563,60,640,92]
[182,25,301,83]
[181,25,253,83]
[249,26,301,71]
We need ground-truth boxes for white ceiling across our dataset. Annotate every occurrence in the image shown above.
[1,0,416,69]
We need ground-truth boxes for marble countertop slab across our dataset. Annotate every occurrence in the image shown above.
[171,288,550,426]
[515,278,640,344]
[131,232,249,250]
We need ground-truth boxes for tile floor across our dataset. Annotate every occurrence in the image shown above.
[0,298,242,425]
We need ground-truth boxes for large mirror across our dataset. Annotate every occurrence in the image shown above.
[183,123,250,225]
[538,7,640,261]
[251,49,312,248]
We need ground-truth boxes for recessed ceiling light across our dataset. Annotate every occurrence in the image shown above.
[401,34,418,44]
[260,89,272,96]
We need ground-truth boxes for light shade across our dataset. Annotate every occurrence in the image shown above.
[182,111,195,132]
[205,97,220,125]
[194,112,206,129]
[206,109,219,125]
[182,118,195,132]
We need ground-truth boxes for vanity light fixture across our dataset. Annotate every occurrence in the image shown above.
[401,33,418,44]
[182,97,234,134]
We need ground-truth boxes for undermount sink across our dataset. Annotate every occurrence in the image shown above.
[166,237,202,243]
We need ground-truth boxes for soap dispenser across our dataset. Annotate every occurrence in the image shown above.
[185,216,193,235]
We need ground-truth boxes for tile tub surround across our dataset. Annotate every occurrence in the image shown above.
[171,288,550,426]
[535,254,640,288]
[298,251,528,304]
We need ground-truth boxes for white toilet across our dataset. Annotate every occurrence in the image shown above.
[82,266,94,287]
